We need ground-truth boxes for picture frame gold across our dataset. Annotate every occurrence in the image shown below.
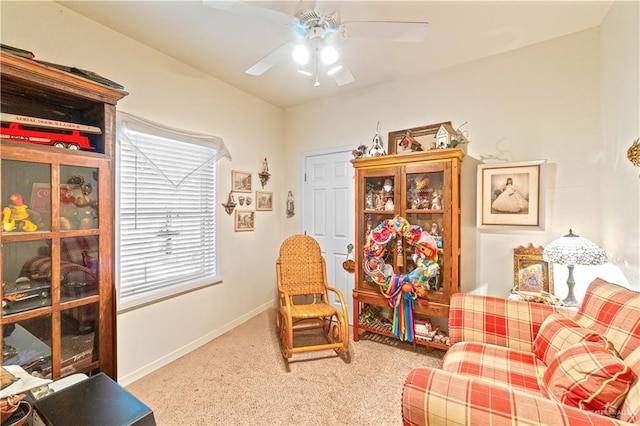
[477,160,546,230]
[513,243,554,294]
[387,121,452,155]
[255,190,273,211]
[234,210,254,232]
[231,170,252,192]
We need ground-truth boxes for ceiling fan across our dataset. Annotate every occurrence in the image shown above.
[203,1,428,87]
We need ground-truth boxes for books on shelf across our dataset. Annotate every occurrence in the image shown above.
[34,60,124,90]
[1,44,35,60]
[414,319,434,338]
[414,319,450,345]
[2,44,124,90]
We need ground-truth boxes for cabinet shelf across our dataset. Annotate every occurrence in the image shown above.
[363,210,396,215]
[357,319,450,352]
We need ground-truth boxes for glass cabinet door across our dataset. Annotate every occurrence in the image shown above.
[359,169,399,292]
[405,163,449,302]
[2,158,103,378]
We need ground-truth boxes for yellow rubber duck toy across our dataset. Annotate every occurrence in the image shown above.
[2,193,38,232]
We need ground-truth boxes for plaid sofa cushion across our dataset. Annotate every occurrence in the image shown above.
[449,293,572,352]
[402,367,626,426]
[542,341,633,416]
[619,346,640,423]
[442,341,545,395]
[533,313,611,366]
[574,279,640,360]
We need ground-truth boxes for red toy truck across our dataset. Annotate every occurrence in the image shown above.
[0,113,101,150]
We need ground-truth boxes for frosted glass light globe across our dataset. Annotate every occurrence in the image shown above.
[321,46,339,65]
[292,45,310,65]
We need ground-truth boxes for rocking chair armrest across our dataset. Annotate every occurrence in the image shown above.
[326,286,349,317]
[277,288,289,304]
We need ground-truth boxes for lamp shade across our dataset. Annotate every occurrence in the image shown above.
[542,229,608,266]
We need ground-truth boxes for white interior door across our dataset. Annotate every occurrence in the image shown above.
[303,149,355,324]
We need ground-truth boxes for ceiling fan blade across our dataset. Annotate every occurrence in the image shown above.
[202,0,298,27]
[329,63,354,86]
[340,21,428,42]
[245,41,293,76]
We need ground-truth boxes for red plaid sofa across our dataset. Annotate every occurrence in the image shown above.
[402,278,640,425]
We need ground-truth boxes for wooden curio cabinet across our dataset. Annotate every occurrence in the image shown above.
[352,149,463,351]
[1,52,127,380]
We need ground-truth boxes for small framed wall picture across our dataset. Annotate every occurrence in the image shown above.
[234,210,254,232]
[231,170,252,192]
[256,191,273,211]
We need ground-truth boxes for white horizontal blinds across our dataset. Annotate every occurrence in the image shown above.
[116,112,230,310]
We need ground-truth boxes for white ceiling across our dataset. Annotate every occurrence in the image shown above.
[57,1,613,108]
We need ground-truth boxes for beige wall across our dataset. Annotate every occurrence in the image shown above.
[284,26,639,302]
[1,0,638,386]
[600,0,640,286]
[1,1,284,385]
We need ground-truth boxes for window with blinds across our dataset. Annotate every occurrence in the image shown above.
[116,112,229,310]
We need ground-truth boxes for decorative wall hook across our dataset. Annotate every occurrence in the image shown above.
[222,191,237,215]
[259,157,271,188]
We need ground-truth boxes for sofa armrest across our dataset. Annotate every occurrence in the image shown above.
[448,293,574,352]
[402,367,626,426]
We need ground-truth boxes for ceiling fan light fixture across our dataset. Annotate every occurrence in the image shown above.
[327,65,342,76]
[292,44,310,65]
[321,45,339,65]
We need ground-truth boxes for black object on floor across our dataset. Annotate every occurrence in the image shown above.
[34,373,155,426]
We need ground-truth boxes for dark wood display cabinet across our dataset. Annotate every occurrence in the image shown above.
[351,149,463,351]
[1,51,127,380]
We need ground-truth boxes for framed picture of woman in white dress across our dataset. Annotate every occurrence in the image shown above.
[477,160,546,229]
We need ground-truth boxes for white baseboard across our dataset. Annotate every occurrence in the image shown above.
[118,299,274,386]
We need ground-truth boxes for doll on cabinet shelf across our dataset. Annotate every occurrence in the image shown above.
[384,198,394,211]
[431,191,442,210]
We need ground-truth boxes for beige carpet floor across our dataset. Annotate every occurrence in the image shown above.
[126,309,443,426]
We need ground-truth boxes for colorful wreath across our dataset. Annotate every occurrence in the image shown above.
[363,216,440,342]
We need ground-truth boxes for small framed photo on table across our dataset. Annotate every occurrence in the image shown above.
[513,243,553,295]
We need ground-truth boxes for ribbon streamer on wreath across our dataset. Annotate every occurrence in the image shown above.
[363,216,439,342]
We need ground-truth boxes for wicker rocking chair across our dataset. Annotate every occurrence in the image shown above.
[276,234,349,359]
